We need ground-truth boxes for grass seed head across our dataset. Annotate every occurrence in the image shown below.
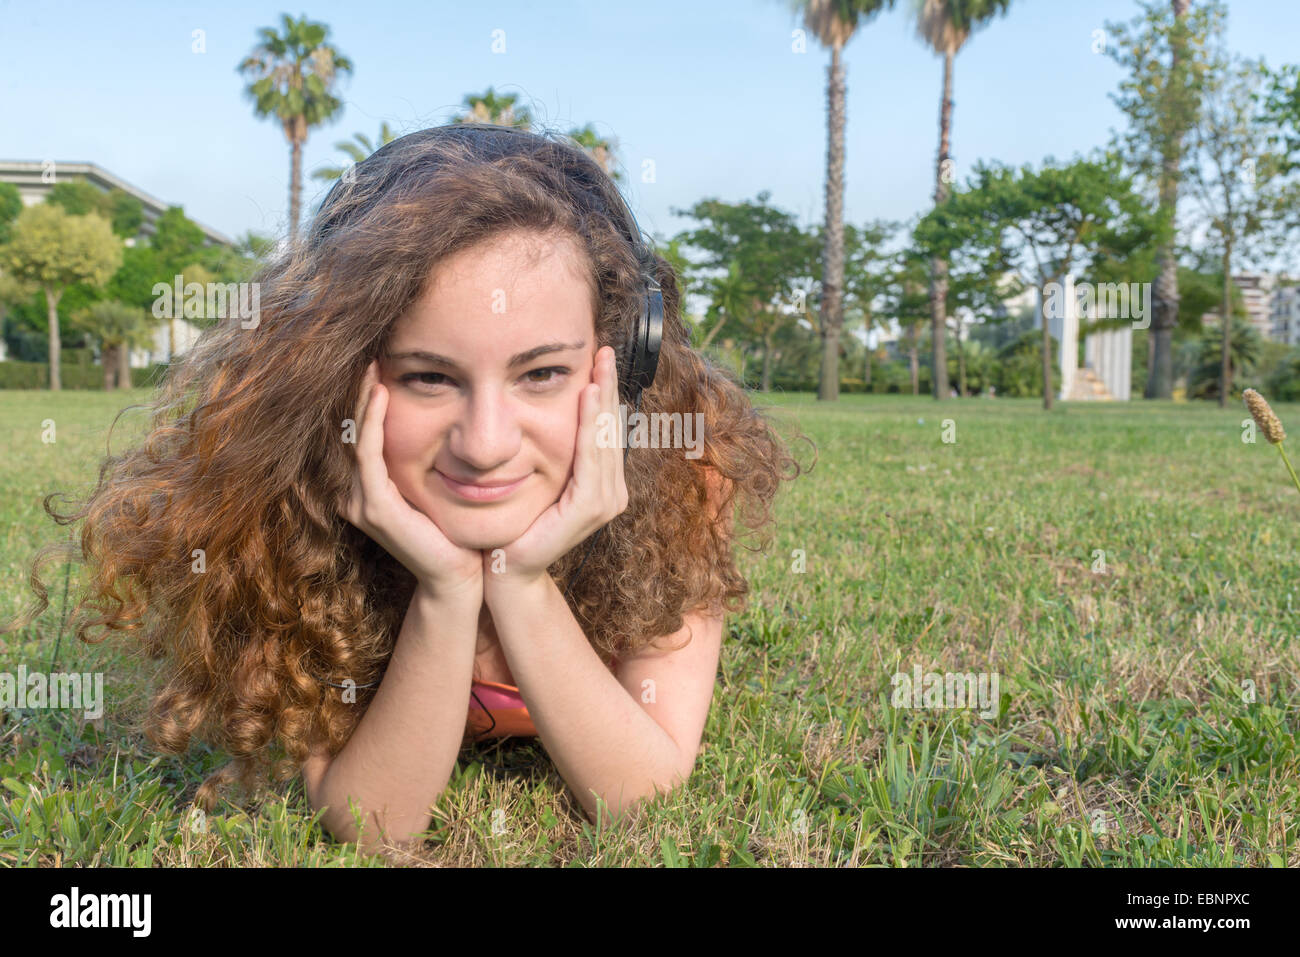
[1244,389,1286,445]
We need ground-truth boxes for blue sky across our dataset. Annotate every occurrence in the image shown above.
[3,0,1298,250]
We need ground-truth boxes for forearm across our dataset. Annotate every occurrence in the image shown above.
[310,582,479,851]
[486,575,688,824]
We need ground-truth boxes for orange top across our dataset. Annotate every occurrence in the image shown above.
[466,656,617,741]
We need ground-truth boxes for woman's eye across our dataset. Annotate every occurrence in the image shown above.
[400,372,451,389]
[523,366,570,387]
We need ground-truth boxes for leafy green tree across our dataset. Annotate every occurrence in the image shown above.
[238,13,354,244]
[1105,0,1221,399]
[943,153,1155,410]
[672,192,819,390]
[103,189,145,238]
[995,327,1060,398]
[789,0,897,401]
[914,191,1022,396]
[0,182,22,244]
[1263,60,1300,187]
[0,204,122,389]
[1266,345,1300,401]
[68,300,154,390]
[838,219,899,388]
[882,246,932,394]
[910,0,1013,400]
[43,182,144,239]
[102,244,165,312]
[1187,316,1261,400]
[151,206,206,273]
[1184,54,1292,407]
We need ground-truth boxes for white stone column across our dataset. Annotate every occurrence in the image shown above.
[1060,274,1079,400]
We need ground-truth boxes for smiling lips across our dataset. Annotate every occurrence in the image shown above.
[437,470,530,502]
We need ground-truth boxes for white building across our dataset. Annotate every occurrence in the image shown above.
[1270,284,1300,346]
[1,159,236,369]
[0,160,233,249]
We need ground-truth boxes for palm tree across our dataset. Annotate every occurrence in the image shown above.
[911,0,1013,401]
[238,14,353,244]
[312,122,398,183]
[792,0,897,402]
[567,123,623,183]
[452,88,533,128]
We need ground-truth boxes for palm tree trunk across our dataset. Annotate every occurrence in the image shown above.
[818,41,846,402]
[1146,0,1191,400]
[1041,279,1054,411]
[1219,247,1232,408]
[929,48,953,402]
[118,338,131,388]
[45,286,61,391]
[290,131,304,244]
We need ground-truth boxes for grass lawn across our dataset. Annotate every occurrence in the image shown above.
[1,387,1298,866]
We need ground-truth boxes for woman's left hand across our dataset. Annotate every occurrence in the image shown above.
[483,345,629,590]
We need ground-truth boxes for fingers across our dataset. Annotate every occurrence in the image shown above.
[342,361,381,525]
[582,346,625,526]
[355,373,389,519]
[600,347,621,507]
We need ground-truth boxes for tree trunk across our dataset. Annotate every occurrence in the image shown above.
[909,322,920,395]
[102,343,117,391]
[1041,280,1054,411]
[818,41,846,402]
[863,347,872,387]
[1146,0,1191,400]
[290,129,304,245]
[760,332,773,392]
[45,285,61,391]
[699,312,726,349]
[1219,247,1232,409]
[957,318,967,397]
[118,338,132,389]
[929,48,954,401]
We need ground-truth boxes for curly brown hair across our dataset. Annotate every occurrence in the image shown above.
[3,123,811,809]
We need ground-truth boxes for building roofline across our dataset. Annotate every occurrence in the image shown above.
[0,159,236,248]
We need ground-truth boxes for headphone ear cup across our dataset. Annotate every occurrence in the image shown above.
[618,303,639,405]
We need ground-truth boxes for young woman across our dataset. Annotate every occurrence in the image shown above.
[7,124,807,853]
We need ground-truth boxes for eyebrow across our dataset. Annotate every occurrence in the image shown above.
[386,341,587,370]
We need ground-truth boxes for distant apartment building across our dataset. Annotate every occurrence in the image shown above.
[0,160,234,249]
[1201,272,1300,342]
[1271,284,1300,346]
[0,159,235,367]
[1233,272,1276,339]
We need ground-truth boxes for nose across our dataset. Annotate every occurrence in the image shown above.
[445,385,523,473]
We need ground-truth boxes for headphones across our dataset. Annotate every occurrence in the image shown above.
[315,122,664,409]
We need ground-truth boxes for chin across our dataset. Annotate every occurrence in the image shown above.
[434,510,533,552]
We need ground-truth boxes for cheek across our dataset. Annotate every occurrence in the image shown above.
[545,391,583,467]
[380,400,433,464]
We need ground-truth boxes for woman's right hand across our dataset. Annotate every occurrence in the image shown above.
[338,360,483,601]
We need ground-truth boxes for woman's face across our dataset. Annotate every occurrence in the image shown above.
[378,229,598,551]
